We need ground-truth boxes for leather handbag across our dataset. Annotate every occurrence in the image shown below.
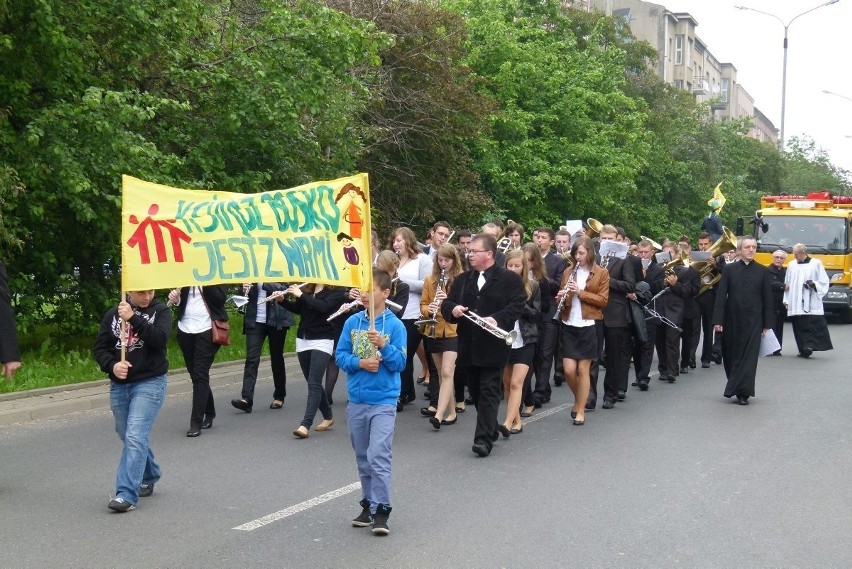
[210,319,230,346]
[199,288,230,346]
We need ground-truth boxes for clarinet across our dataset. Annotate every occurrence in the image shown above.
[551,270,576,321]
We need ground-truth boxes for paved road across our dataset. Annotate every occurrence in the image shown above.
[2,322,852,568]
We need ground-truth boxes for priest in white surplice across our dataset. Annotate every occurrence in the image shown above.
[783,243,833,358]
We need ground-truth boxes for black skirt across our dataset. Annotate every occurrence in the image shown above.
[561,324,598,360]
[508,342,536,366]
[426,336,458,354]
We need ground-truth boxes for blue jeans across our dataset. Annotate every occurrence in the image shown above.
[110,374,167,504]
[297,350,332,428]
[347,403,396,513]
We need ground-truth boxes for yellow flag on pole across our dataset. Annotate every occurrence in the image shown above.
[707,182,726,213]
[120,174,372,292]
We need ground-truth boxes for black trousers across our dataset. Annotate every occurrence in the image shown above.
[241,324,288,403]
[632,320,658,382]
[177,329,220,430]
[697,292,722,363]
[466,364,502,450]
[772,304,786,349]
[534,318,559,402]
[680,316,700,368]
[655,321,681,378]
[400,319,422,400]
[603,325,631,399]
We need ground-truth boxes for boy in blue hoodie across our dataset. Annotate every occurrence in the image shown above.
[336,270,406,536]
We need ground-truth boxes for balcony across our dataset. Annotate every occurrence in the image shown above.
[692,76,709,96]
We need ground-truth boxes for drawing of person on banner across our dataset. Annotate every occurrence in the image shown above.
[335,183,366,240]
[338,232,361,289]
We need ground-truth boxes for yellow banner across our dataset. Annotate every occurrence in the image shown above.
[121,174,372,291]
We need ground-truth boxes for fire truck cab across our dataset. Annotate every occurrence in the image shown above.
[750,192,852,322]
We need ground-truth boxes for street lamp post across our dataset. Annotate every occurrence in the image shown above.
[735,1,840,151]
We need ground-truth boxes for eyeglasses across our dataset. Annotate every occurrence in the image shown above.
[467,249,489,255]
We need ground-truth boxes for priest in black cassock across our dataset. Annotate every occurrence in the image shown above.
[712,237,773,405]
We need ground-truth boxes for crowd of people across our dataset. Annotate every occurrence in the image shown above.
[88,218,834,532]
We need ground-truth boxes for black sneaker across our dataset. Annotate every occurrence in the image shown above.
[372,504,391,535]
[139,483,154,498]
[352,499,372,527]
[108,497,136,513]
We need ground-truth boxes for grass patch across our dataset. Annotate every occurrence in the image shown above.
[1,313,299,395]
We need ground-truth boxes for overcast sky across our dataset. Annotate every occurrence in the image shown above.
[655,0,852,178]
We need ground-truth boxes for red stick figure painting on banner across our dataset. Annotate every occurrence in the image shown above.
[120,174,372,292]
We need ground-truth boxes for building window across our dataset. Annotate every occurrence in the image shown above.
[675,35,684,65]
[721,78,729,102]
[674,80,684,90]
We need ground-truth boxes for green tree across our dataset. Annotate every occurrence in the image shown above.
[781,136,851,195]
[448,0,650,229]
[0,0,384,333]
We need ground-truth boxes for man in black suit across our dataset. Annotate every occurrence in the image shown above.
[695,232,723,367]
[597,226,636,409]
[655,246,700,383]
[532,226,567,405]
[629,240,664,390]
[443,234,526,458]
[0,262,21,381]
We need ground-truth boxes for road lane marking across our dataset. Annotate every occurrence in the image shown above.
[232,387,637,531]
[233,482,361,531]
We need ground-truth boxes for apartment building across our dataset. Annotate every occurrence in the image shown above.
[588,0,777,144]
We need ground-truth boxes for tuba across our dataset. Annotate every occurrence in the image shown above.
[692,227,737,295]
[585,218,603,239]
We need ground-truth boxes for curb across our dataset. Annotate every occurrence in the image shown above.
[0,355,303,428]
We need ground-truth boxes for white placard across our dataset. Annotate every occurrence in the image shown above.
[565,219,583,236]
[759,329,781,357]
[599,239,629,259]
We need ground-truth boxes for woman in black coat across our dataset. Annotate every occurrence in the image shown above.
[168,285,229,437]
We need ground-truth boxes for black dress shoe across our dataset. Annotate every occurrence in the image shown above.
[472,442,490,457]
[201,418,214,429]
[231,399,252,413]
[186,429,201,437]
[667,376,676,383]
[420,407,436,417]
[509,426,523,434]
[491,431,500,443]
[638,381,649,391]
[712,356,722,364]
[616,390,626,401]
[396,398,403,412]
[631,380,638,387]
[736,395,749,405]
[679,366,689,374]
[658,374,667,381]
[441,417,457,425]
[465,397,474,405]
[701,362,711,369]
[429,416,441,430]
[497,424,511,439]
[802,347,813,358]
[400,393,417,405]
[602,399,615,409]
[423,390,432,400]
[585,400,596,410]
[689,361,696,369]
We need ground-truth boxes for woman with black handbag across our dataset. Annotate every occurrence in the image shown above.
[168,285,229,437]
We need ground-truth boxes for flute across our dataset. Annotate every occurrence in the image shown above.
[258,283,307,304]
[326,298,404,321]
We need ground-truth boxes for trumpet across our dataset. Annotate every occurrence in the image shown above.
[327,297,404,321]
[460,310,517,345]
[552,270,576,321]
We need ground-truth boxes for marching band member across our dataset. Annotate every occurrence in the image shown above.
[391,227,435,410]
[654,244,700,383]
[556,237,609,426]
[501,249,541,434]
[531,227,567,405]
[522,243,550,416]
[596,225,635,410]
[442,234,525,458]
[695,232,723,367]
[420,244,463,428]
[284,282,347,438]
[629,240,665,390]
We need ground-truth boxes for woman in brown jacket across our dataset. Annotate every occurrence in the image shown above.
[555,237,609,426]
[420,244,463,428]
